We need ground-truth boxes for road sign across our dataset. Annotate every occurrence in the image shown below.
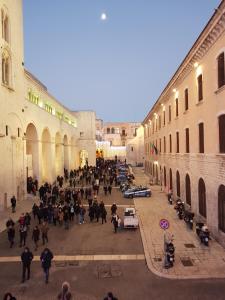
[159,218,170,230]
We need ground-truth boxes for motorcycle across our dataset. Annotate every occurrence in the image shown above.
[196,222,210,246]
[184,211,194,230]
[174,199,185,219]
[167,192,173,205]
[164,241,175,268]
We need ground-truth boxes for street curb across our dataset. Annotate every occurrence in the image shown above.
[135,204,225,280]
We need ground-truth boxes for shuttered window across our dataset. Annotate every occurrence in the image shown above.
[198,74,203,101]
[185,128,190,153]
[219,114,225,153]
[199,123,204,153]
[218,52,225,89]
[185,88,188,111]
[164,136,166,153]
[175,98,179,117]
[169,105,171,122]
[218,185,225,232]
[169,134,172,153]
[176,132,179,153]
[176,171,180,197]
[198,178,206,218]
[163,111,165,125]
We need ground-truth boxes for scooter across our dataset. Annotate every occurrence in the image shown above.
[174,199,185,219]
[196,223,210,246]
[167,193,173,205]
[184,211,194,230]
[164,242,175,268]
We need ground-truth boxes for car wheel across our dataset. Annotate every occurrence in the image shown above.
[147,193,150,197]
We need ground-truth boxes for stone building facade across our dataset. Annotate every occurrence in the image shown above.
[0,0,95,209]
[143,1,225,246]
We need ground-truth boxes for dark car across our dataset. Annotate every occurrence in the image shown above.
[124,186,151,198]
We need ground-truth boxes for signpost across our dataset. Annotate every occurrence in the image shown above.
[159,218,170,230]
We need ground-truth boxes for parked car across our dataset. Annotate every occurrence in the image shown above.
[123,186,151,198]
[123,207,139,228]
[117,174,128,184]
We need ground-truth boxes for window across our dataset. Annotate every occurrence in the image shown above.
[218,52,225,89]
[107,128,110,134]
[122,129,126,136]
[219,115,225,153]
[164,166,166,187]
[197,74,203,101]
[159,138,161,153]
[163,136,166,153]
[218,185,225,232]
[111,127,115,134]
[17,128,20,137]
[185,128,190,153]
[199,122,204,153]
[176,171,180,197]
[198,178,206,218]
[80,132,84,137]
[169,169,173,190]
[169,134,172,153]
[134,128,137,136]
[169,105,171,122]
[175,98,179,117]
[163,111,165,125]
[2,51,11,86]
[159,115,161,130]
[185,174,191,206]
[5,125,8,136]
[1,9,9,43]
[184,88,188,111]
[176,132,179,153]
[131,147,134,152]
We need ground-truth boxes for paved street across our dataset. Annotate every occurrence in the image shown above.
[1,182,225,299]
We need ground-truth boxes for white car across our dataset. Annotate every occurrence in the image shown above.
[123,207,139,228]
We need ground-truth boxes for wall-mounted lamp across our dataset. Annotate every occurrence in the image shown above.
[194,62,199,68]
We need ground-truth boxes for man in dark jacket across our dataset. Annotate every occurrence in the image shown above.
[21,247,33,283]
[40,248,54,283]
[7,225,15,248]
[32,225,40,251]
[11,196,16,213]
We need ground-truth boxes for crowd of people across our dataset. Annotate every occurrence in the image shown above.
[4,159,123,298]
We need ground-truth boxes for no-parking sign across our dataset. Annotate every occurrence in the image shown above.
[159,218,170,230]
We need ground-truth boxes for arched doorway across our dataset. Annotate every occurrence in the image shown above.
[63,135,69,171]
[55,132,63,176]
[218,185,225,232]
[164,166,166,187]
[26,123,39,179]
[185,174,191,206]
[198,178,206,218]
[176,170,180,197]
[41,128,52,182]
[80,150,88,167]
[169,168,173,190]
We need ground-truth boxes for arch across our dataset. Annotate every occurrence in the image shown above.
[26,123,39,180]
[198,178,206,218]
[169,168,173,190]
[41,128,52,182]
[55,132,63,176]
[63,134,69,171]
[2,48,11,86]
[218,185,225,232]
[176,170,180,197]
[185,174,191,206]
[164,166,166,187]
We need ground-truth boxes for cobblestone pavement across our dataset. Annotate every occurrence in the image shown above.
[133,167,225,279]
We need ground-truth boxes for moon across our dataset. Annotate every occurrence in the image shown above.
[100,12,107,21]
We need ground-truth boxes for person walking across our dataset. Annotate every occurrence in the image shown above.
[111,203,117,215]
[40,221,49,245]
[108,185,112,195]
[21,247,33,283]
[32,225,40,251]
[11,196,16,213]
[19,225,27,247]
[57,281,72,300]
[3,292,17,300]
[101,207,107,224]
[7,225,15,248]
[111,214,118,233]
[40,248,54,284]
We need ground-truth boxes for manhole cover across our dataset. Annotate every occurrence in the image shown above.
[154,257,162,262]
[181,258,193,267]
[184,243,196,248]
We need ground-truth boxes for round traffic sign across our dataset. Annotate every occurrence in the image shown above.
[159,218,170,230]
